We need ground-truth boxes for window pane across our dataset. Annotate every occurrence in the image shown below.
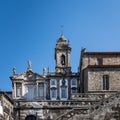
[103,75,109,90]
[16,88,21,97]
[61,88,67,98]
[51,90,56,98]
[16,83,22,97]
[71,80,77,85]
[51,80,55,85]
[38,84,44,97]
[27,86,34,100]
[97,58,103,65]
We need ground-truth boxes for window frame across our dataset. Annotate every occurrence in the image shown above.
[103,75,109,90]
[50,79,56,88]
[61,87,67,98]
[16,83,22,97]
[71,79,77,86]
[50,89,57,100]
[38,83,44,97]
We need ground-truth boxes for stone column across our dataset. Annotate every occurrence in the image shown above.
[22,83,24,96]
[14,83,16,99]
[44,81,46,100]
[68,79,70,99]
[36,82,38,97]
[57,80,60,100]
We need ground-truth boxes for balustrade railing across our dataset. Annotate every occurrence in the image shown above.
[16,100,98,109]
[71,92,112,101]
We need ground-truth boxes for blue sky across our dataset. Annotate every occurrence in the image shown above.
[0,0,120,91]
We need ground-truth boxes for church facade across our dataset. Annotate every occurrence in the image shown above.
[1,34,120,120]
[10,35,79,120]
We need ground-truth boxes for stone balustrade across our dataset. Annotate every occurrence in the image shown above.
[56,92,120,120]
[15,100,96,109]
[71,92,114,101]
[14,92,116,109]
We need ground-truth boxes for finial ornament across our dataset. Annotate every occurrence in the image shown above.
[28,60,32,70]
[13,67,16,75]
[43,67,46,76]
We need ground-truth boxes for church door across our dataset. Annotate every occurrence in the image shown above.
[25,115,36,120]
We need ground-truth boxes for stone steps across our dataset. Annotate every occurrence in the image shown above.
[56,92,120,120]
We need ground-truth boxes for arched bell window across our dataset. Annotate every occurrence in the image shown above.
[61,54,65,65]
[25,115,36,120]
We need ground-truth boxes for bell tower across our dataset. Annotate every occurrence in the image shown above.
[55,34,71,74]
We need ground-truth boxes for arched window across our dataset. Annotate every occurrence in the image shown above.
[61,55,65,65]
[60,79,68,100]
[25,115,36,120]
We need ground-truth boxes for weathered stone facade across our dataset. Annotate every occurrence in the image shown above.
[9,35,80,120]
[0,91,15,120]
[80,49,120,93]
[84,67,120,92]
[2,35,120,120]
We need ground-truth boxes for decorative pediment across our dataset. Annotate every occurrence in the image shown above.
[10,70,45,81]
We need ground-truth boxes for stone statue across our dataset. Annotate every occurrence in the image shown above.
[43,67,46,76]
[13,67,16,75]
[28,60,32,69]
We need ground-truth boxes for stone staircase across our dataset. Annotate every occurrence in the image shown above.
[56,92,120,120]
[90,92,120,120]
[56,107,91,120]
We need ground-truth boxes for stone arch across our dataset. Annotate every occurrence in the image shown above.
[25,115,36,120]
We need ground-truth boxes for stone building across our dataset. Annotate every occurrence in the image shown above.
[80,48,120,93]
[6,35,120,120]
[0,91,15,120]
[10,35,79,120]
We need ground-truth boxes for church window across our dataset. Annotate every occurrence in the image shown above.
[97,58,103,65]
[103,75,109,90]
[71,80,77,86]
[51,80,56,85]
[27,86,34,100]
[16,83,22,97]
[61,87,67,98]
[51,89,57,99]
[38,83,44,97]
[61,55,65,65]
